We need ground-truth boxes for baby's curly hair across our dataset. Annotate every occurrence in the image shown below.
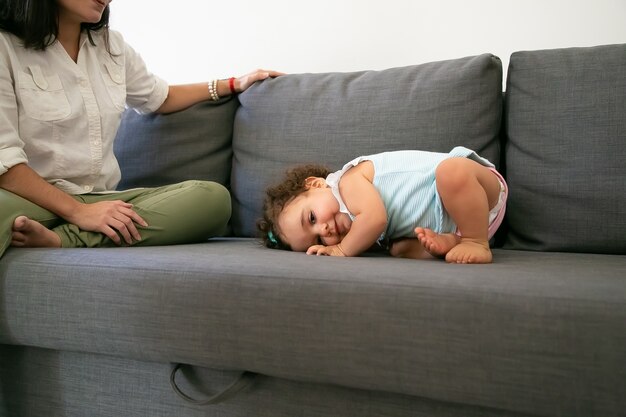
[257,164,332,250]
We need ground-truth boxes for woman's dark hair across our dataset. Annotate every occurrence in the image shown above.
[257,164,332,250]
[0,0,111,50]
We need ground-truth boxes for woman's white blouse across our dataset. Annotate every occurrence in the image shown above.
[0,30,168,194]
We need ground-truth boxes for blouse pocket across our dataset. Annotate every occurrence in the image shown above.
[102,61,127,111]
[17,65,71,121]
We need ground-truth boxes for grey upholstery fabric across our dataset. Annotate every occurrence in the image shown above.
[1,242,625,417]
[231,54,503,236]
[114,98,238,190]
[503,44,626,254]
[0,346,532,417]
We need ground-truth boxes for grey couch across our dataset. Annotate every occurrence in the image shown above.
[1,44,625,417]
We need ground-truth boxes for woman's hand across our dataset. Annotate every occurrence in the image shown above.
[306,244,347,257]
[234,69,285,93]
[66,201,148,245]
[157,70,285,114]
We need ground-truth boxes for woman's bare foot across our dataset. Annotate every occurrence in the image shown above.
[11,216,62,248]
[415,227,460,258]
[445,238,492,264]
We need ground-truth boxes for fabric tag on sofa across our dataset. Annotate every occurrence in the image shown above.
[504,43,626,254]
[231,54,503,237]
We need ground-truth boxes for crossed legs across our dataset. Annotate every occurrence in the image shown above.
[3,181,231,255]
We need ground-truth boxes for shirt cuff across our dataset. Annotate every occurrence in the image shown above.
[0,148,28,176]
[135,76,169,114]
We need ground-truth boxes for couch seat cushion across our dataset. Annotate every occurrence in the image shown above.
[1,242,625,417]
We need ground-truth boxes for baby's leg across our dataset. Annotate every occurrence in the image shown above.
[388,238,433,259]
[434,158,502,264]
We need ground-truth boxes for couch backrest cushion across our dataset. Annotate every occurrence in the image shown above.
[114,98,238,190]
[231,54,503,237]
[503,44,626,254]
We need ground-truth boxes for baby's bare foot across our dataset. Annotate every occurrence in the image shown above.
[11,216,61,248]
[445,239,492,264]
[415,227,460,258]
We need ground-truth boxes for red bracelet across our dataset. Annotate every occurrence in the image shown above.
[228,77,237,94]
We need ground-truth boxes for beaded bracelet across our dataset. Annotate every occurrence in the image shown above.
[208,79,220,101]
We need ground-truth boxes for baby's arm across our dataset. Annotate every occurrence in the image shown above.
[307,162,387,257]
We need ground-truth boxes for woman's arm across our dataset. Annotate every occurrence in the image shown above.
[0,164,147,245]
[155,69,284,114]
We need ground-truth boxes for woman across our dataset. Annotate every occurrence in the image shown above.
[0,0,282,258]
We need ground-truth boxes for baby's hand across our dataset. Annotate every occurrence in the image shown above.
[306,244,347,257]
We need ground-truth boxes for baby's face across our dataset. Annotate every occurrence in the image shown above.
[277,187,352,252]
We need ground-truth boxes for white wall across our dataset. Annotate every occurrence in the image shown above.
[109,0,626,86]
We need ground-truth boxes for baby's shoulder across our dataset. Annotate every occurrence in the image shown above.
[342,160,375,184]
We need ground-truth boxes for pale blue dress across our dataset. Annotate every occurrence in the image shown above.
[325,147,495,244]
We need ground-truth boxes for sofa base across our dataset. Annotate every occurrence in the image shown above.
[0,345,531,417]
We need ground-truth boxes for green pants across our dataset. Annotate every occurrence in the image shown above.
[0,180,231,259]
